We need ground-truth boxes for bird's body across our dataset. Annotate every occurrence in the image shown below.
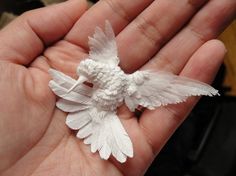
[78,59,127,111]
[48,21,219,163]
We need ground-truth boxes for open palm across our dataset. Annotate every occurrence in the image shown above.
[0,0,235,175]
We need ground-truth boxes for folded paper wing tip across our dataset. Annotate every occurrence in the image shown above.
[48,80,55,89]
[91,149,96,154]
[65,120,76,130]
[48,80,52,85]
[214,90,220,96]
[48,68,53,74]
[117,158,126,164]
[48,68,57,77]
[117,155,127,163]
[127,149,134,158]
[99,147,112,160]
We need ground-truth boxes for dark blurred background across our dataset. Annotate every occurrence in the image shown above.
[1,1,236,176]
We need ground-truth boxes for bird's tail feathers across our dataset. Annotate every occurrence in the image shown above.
[66,107,133,163]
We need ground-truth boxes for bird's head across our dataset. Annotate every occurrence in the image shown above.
[76,59,98,79]
[67,59,99,93]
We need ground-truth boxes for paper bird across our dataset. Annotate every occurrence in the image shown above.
[48,21,219,163]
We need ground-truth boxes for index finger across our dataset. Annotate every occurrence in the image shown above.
[65,0,154,49]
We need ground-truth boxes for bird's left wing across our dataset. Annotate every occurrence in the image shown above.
[48,69,93,111]
[88,20,119,66]
[125,71,219,112]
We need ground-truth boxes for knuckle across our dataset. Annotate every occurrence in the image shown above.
[103,0,131,22]
[188,23,208,43]
[150,51,177,73]
[188,0,208,9]
[134,16,165,47]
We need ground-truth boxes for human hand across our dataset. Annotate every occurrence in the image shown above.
[0,0,235,175]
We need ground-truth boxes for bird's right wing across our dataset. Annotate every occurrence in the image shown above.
[88,21,119,66]
[125,71,219,112]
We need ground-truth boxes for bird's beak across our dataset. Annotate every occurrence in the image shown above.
[67,75,87,93]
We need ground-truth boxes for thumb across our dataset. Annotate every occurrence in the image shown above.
[0,0,87,65]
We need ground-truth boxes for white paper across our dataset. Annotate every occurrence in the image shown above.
[48,21,219,163]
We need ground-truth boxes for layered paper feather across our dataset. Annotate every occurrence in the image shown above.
[125,71,219,111]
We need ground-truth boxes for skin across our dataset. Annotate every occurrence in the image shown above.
[0,0,235,175]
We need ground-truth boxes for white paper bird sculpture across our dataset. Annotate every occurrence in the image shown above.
[48,21,219,163]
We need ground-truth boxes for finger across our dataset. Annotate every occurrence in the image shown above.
[144,0,236,73]
[117,0,209,72]
[139,39,226,154]
[65,0,154,48]
[0,0,87,65]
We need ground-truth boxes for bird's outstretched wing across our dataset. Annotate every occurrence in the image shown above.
[48,69,93,110]
[49,69,133,163]
[88,20,119,66]
[125,71,219,112]
[66,107,133,163]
